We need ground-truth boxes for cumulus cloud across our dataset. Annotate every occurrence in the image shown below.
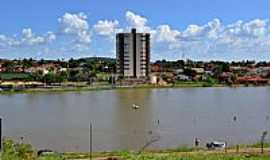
[210,19,270,54]
[0,28,56,49]
[242,19,268,37]
[58,12,89,34]
[21,28,46,45]
[0,35,19,48]
[2,10,270,60]
[155,25,180,43]
[46,31,56,42]
[153,25,181,49]
[125,11,153,33]
[77,31,91,44]
[93,20,122,38]
[58,12,91,44]
[126,11,147,28]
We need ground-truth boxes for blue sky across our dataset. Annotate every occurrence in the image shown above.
[1,0,270,61]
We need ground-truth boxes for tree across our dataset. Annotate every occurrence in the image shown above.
[184,68,197,77]
[43,72,67,84]
[22,58,33,68]
[213,63,230,78]
[68,58,79,68]
[32,70,44,81]
[2,61,15,72]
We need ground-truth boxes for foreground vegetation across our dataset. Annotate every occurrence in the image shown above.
[120,153,270,160]
[2,138,270,160]
[0,138,64,160]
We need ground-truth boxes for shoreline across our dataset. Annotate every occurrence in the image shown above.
[3,137,270,160]
[0,82,269,95]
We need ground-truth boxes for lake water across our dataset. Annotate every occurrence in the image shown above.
[1,87,270,152]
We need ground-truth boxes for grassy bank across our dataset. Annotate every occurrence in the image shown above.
[2,138,270,160]
[0,85,113,95]
[0,81,229,95]
[120,153,270,160]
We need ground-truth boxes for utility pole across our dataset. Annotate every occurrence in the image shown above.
[90,123,92,160]
[261,131,268,154]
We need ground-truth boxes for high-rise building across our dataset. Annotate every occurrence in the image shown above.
[116,29,150,78]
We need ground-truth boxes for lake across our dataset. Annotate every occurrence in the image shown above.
[1,87,270,152]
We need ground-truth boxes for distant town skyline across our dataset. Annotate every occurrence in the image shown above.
[1,0,270,61]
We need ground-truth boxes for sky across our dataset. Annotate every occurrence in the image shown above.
[1,0,270,61]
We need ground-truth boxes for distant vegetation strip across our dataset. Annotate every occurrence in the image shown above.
[0,72,33,81]
[0,82,229,95]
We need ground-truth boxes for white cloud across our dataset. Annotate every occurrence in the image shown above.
[94,20,121,38]
[77,31,91,44]
[0,28,56,49]
[180,19,222,41]
[182,25,204,38]
[21,28,46,45]
[206,18,222,39]
[0,35,19,48]
[58,12,89,34]
[153,25,181,49]
[125,11,152,33]
[216,19,268,48]
[155,25,180,43]
[46,31,56,42]
[2,10,270,60]
[22,29,56,45]
[243,19,268,37]
[126,11,147,29]
[58,12,91,44]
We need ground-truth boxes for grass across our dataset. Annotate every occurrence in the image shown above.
[120,153,270,160]
[0,81,227,95]
[174,81,224,87]
[96,72,111,81]
[0,84,113,95]
[227,141,270,150]
[166,145,195,153]
[0,72,32,81]
[0,138,64,160]
[3,138,270,160]
[248,142,270,148]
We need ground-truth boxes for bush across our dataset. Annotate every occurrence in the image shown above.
[0,138,65,160]
[1,138,35,160]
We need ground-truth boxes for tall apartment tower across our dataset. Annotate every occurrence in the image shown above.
[116,28,150,78]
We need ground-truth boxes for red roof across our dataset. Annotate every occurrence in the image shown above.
[236,76,268,82]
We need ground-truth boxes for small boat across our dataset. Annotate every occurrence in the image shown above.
[132,104,140,110]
